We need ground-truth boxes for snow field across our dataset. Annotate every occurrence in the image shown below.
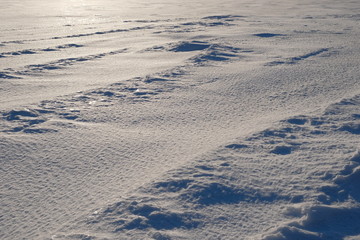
[1,0,360,239]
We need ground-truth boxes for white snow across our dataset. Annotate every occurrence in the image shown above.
[1,0,359,239]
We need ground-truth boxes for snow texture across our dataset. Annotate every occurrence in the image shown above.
[1,0,360,239]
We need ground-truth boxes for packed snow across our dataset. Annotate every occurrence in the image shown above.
[1,0,359,239]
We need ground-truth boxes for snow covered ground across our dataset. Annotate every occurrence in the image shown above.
[1,0,359,239]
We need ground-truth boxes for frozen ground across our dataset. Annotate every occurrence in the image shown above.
[1,0,359,239]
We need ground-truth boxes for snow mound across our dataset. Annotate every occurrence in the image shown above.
[1,108,50,133]
[264,206,360,240]
[98,201,201,231]
[169,41,211,52]
[144,40,248,65]
[270,145,293,155]
[80,199,202,239]
[262,99,360,240]
[319,154,360,204]
[180,182,286,205]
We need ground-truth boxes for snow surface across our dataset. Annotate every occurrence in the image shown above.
[1,0,360,239]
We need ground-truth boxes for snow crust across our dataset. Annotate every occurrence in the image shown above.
[1,0,359,239]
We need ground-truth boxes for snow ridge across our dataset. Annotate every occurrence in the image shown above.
[0,40,244,134]
[1,1,360,239]
[51,94,360,239]
[262,96,360,240]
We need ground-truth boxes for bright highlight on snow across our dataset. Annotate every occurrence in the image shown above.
[1,0,359,239]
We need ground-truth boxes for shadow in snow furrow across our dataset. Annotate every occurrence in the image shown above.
[152,15,244,34]
[0,72,21,79]
[124,18,175,23]
[0,44,84,58]
[254,33,285,38]
[142,41,211,52]
[0,25,155,46]
[267,48,331,66]
[202,15,245,20]
[52,25,154,40]
[0,48,127,78]
[180,21,234,27]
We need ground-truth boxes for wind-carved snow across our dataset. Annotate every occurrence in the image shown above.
[49,94,360,239]
[143,40,247,65]
[0,39,246,134]
[0,44,84,58]
[0,49,128,79]
[262,96,360,240]
[1,0,360,239]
